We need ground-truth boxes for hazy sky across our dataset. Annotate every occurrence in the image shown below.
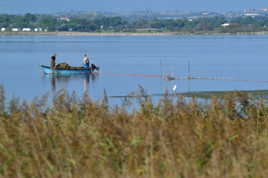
[0,0,268,14]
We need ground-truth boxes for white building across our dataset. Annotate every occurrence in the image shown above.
[11,28,19,32]
[34,28,43,32]
[221,23,230,28]
[1,28,6,32]
[22,28,31,32]
[58,16,70,22]
[244,13,260,17]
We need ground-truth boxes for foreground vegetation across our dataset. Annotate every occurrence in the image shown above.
[1,86,268,177]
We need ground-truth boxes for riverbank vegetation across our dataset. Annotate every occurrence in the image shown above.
[2,13,268,34]
[1,85,268,177]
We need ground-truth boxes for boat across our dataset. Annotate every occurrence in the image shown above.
[41,65,92,75]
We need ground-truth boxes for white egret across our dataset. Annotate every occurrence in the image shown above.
[172,84,177,93]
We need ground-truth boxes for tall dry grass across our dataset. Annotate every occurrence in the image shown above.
[0,86,268,178]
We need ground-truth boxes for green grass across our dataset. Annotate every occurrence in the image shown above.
[1,86,268,177]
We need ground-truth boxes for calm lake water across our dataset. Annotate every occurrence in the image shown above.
[0,34,268,104]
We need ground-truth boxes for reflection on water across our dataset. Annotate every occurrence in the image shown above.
[42,72,99,95]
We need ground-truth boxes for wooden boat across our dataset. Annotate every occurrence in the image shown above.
[41,65,92,74]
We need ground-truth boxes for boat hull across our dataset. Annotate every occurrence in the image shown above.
[41,65,92,74]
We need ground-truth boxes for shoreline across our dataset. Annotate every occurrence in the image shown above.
[0,31,177,36]
[1,31,268,36]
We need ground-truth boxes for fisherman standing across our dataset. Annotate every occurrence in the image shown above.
[50,54,56,69]
[83,54,90,68]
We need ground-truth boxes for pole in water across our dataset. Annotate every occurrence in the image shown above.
[187,60,192,79]
[160,59,163,77]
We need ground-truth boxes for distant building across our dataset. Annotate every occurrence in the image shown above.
[221,23,230,27]
[58,16,70,22]
[11,28,19,32]
[1,28,6,32]
[244,13,260,17]
[34,28,42,32]
[260,8,268,12]
[22,28,31,32]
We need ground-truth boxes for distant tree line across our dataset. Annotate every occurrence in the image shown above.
[1,13,268,33]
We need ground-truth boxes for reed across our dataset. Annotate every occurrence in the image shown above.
[0,85,268,178]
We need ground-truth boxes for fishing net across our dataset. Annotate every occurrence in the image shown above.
[54,62,98,70]
[55,63,71,69]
